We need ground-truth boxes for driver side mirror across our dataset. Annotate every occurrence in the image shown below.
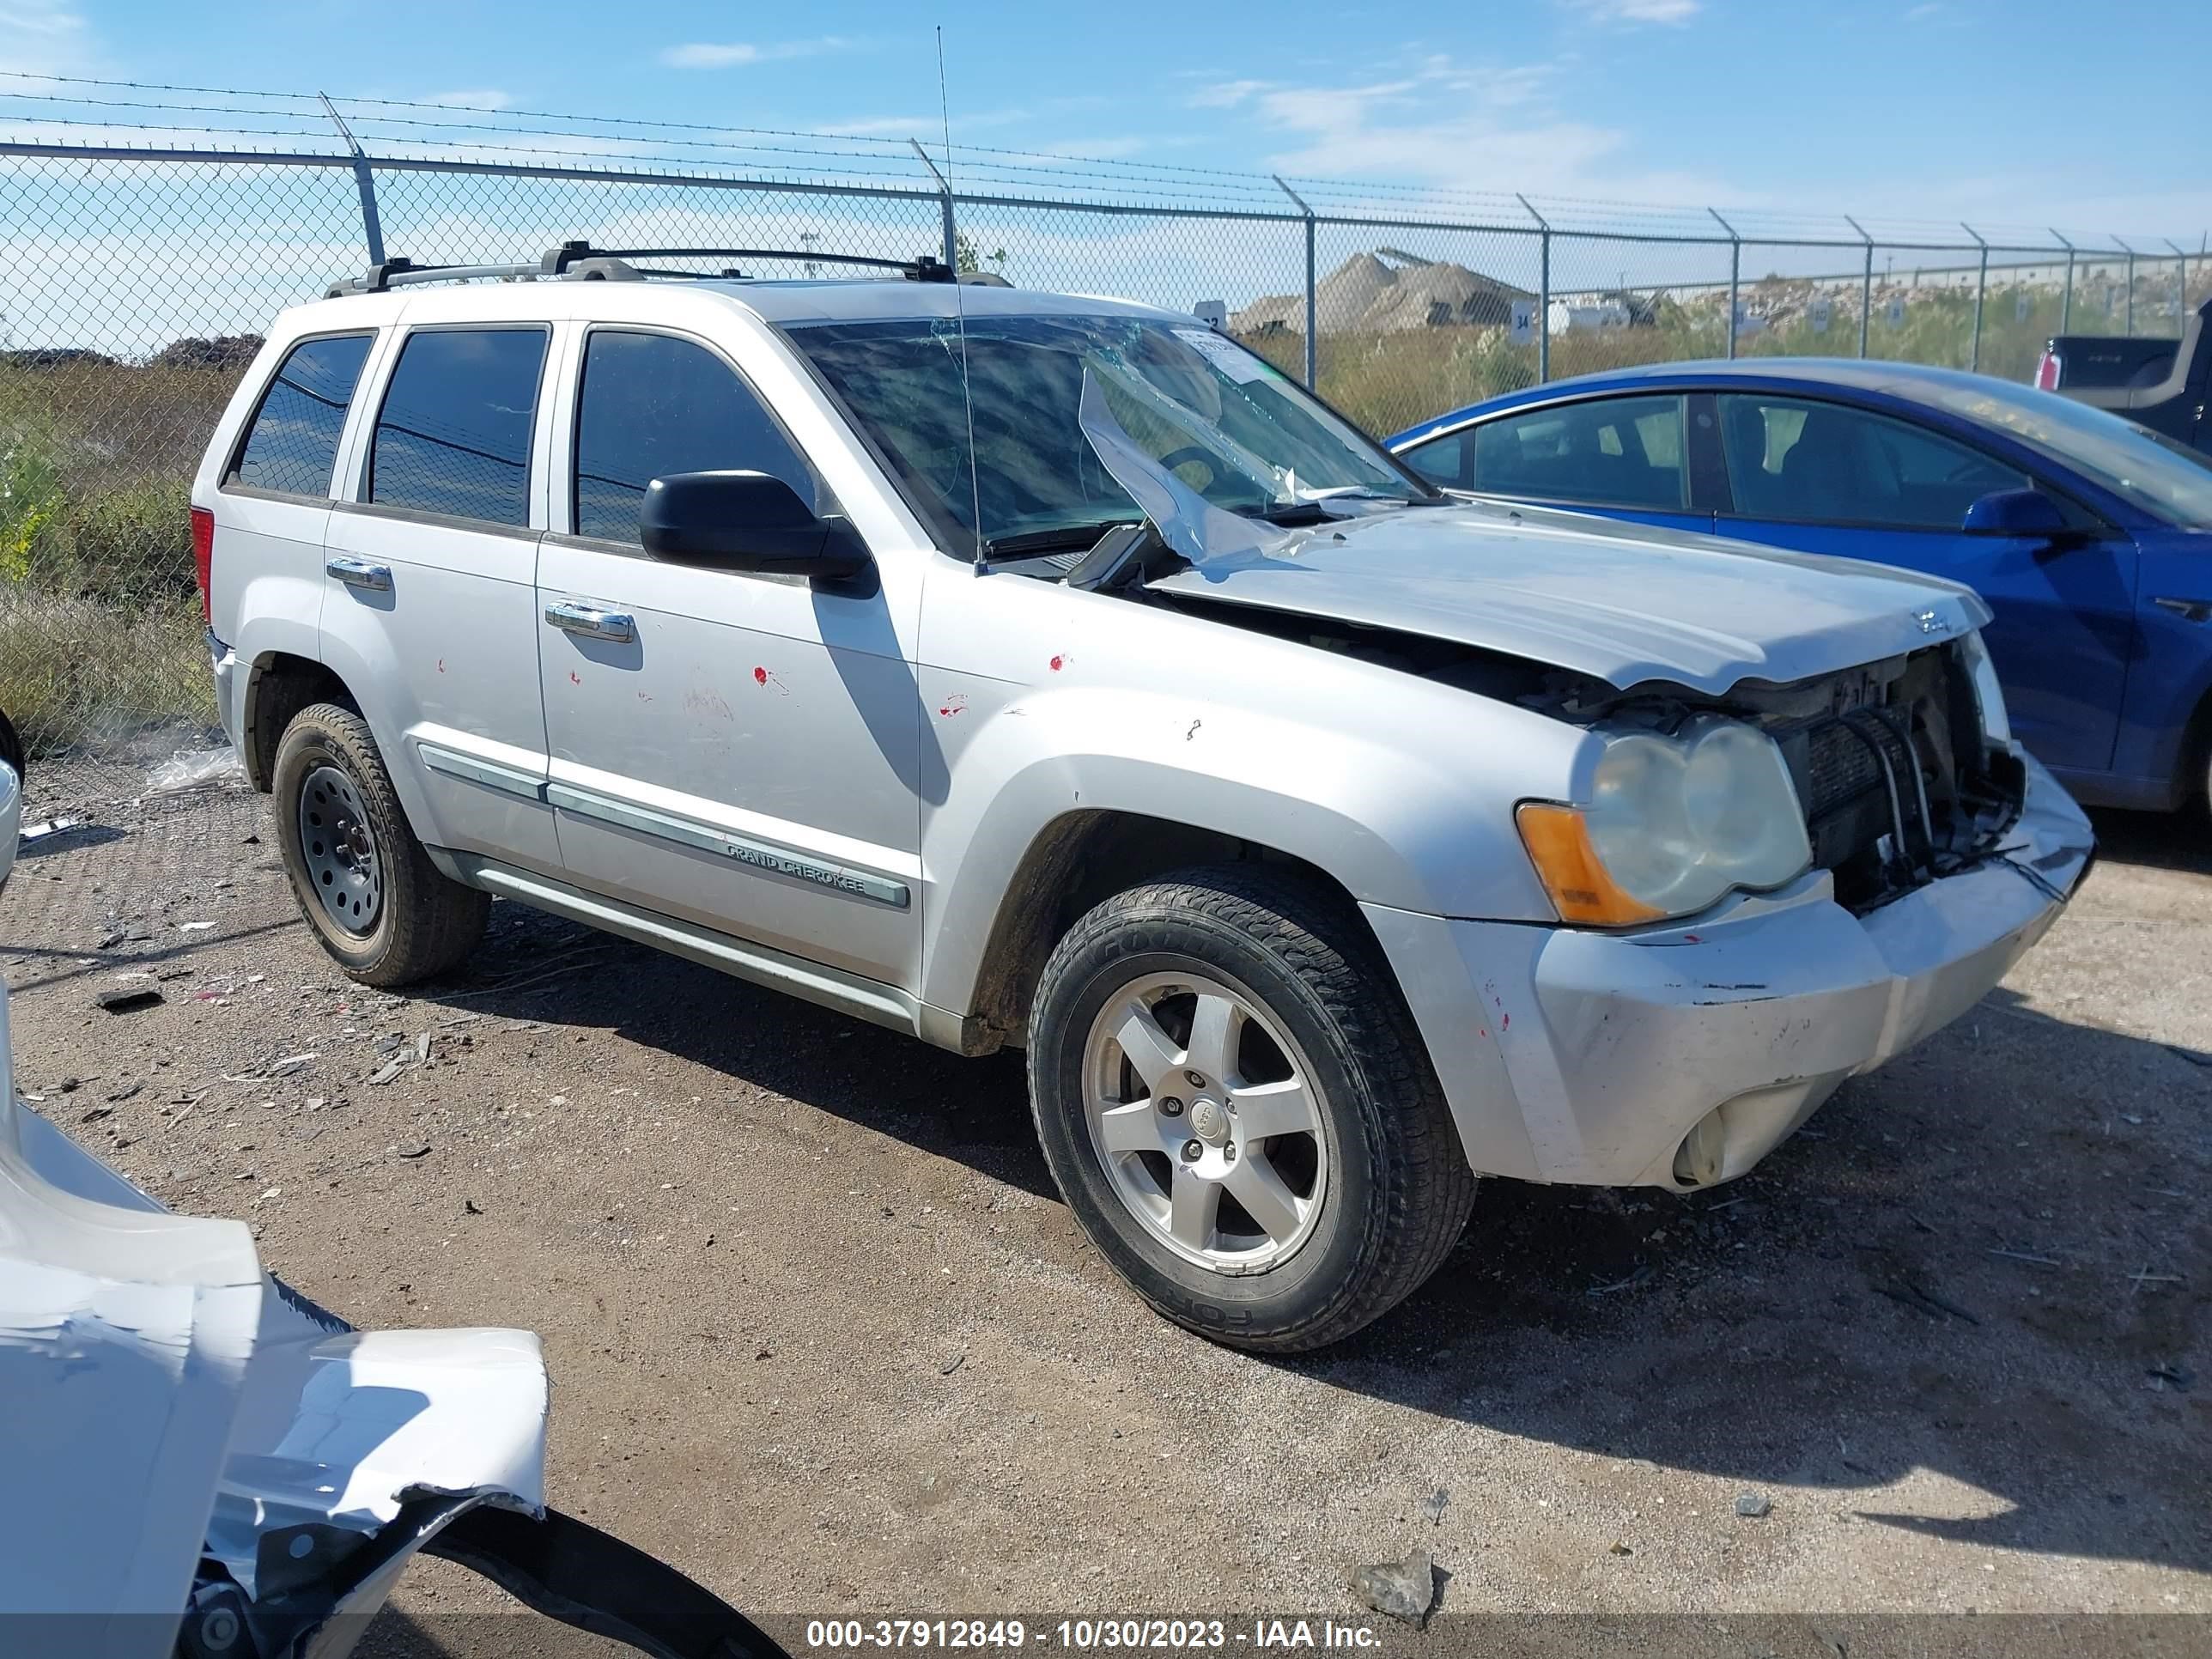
[640,471,872,582]
[1962,487,2069,538]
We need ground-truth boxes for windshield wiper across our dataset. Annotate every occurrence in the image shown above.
[982,520,1141,558]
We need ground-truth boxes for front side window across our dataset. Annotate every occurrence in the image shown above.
[230,333,373,496]
[785,313,1429,556]
[1718,394,2030,529]
[572,330,817,544]
[1469,395,1688,509]
[369,328,548,526]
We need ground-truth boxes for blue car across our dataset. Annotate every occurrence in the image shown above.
[1387,361,2212,812]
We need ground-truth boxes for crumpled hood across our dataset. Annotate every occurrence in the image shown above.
[1146,501,1993,695]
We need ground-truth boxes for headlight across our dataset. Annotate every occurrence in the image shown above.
[1958,629,2011,746]
[1518,716,1812,926]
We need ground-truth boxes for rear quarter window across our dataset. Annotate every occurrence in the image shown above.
[228,333,374,496]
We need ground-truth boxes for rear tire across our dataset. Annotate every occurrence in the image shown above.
[1026,865,1476,1353]
[272,702,489,987]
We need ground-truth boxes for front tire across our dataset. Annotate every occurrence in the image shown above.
[271,702,489,987]
[1027,866,1476,1352]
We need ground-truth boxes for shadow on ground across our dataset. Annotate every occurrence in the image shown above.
[372,809,2211,1583]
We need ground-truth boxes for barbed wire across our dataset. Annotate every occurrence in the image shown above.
[0,70,2189,250]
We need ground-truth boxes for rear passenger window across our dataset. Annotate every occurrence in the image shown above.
[572,330,817,543]
[230,333,373,496]
[370,328,547,526]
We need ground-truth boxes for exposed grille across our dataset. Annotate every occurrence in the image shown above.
[1764,648,1980,910]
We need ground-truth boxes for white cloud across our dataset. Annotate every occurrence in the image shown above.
[659,37,852,70]
[1559,0,1701,22]
[0,2,93,76]
[1236,57,1735,204]
[1188,80,1273,110]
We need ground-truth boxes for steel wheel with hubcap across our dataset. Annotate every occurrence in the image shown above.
[272,702,489,987]
[297,763,383,935]
[1030,865,1478,1352]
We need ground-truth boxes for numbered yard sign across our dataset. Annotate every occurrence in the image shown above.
[1886,295,1906,327]
[1809,296,1832,334]
[1508,299,1536,345]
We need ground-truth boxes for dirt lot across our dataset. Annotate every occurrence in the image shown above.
[3,786,2207,1646]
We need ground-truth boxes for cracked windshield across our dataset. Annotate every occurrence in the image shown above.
[784,312,1430,556]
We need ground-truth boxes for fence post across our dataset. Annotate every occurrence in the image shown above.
[2051,230,2074,331]
[2166,239,2188,336]
[1516,193,1550,384]
[1845,214,1872,358]
[1272,176,1318,390]
[1709,209,1739,361]
[907,139,959,274]
[2115,236,2135,335]
[1962,222,1987,374]
[318,93,385,264]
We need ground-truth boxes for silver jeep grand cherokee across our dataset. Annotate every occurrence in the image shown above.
[194,245,2092,1351]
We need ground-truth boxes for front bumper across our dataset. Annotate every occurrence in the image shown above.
[1366,754,2094,1189]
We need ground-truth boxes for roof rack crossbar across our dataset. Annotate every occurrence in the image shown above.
[327,240,955,296]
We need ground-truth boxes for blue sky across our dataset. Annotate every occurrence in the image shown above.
[1,0,2204,237]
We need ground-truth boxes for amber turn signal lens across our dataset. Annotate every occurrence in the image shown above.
[1515,802,1667,927]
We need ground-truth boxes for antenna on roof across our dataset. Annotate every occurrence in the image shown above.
[936,26,988,571]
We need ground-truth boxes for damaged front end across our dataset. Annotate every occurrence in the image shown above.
[1525,630,2030,918]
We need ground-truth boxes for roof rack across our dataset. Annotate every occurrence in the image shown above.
[326,240,957,297]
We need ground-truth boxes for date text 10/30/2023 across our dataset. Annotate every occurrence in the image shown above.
[803,1620,1385,1650]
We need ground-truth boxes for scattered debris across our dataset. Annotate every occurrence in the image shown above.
[939,1348,967,1376]
[1421,1487,1449,1527]
[78,1104,112,1124]
[104,1081,143,1103]
[465,1199,483,1216]
[1735,1492,1772,1519]
[366,1060,410,1086]
[267,1053,319,1077]
[415,1031,434,1064]
[1588,1263,1655,1297]
[1607,1541,1632,1556]
[1349,1548,1437,1627]
[1871,1278,1979,1325]
[2148,1364,2194,1392]
[1988,1249,2061,1268]
[176,921,216,933]
[94,987,164,1015]
[146,745,245,794]
[392,1139,430,1159]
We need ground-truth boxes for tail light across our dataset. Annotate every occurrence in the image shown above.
[191,505,215,622]
[2033,349,2062,391]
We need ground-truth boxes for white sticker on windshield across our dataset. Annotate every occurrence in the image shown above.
[1173,326,1272,384]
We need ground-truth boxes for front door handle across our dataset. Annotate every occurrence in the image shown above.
[2153,596,2212,623]
[544,599,637,643]
[325,556,392,592]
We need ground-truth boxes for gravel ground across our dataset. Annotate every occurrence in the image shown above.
[3,786,2206,1648]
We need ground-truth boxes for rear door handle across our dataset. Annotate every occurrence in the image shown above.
[2153,596,2212,623]
[544,599,637,643]
[325,556,392,592]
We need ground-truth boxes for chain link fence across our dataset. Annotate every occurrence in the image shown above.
[0,90,2203,814]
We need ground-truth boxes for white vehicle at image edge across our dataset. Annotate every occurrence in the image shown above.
[192,243,2094,1352]
[0,730,783,1657]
